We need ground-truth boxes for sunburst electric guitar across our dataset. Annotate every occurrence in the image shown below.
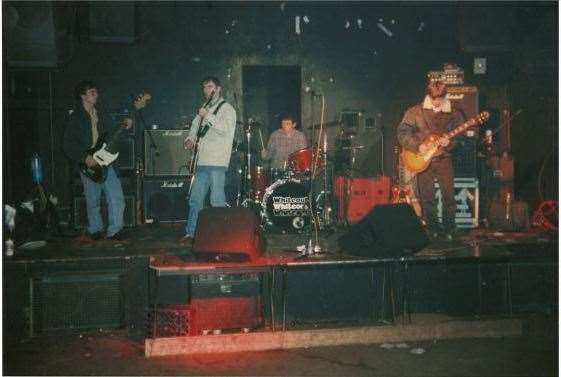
[79,93,151,183]
[400,111,490,175]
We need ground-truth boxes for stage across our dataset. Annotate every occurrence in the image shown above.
[4,223,557,349]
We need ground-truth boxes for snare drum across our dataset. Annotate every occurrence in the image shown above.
[288,147,323,174]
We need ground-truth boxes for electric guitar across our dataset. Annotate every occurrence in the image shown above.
[79,93,151,183]
[400,111,490,175]
[187,91,215,194]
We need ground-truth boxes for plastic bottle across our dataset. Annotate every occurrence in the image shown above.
[31,153,43,184]
[5,238,14,257]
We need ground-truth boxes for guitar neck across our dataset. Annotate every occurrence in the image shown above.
[444,119,477,140]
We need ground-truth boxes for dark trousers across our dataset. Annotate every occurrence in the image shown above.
[417,157,456,232]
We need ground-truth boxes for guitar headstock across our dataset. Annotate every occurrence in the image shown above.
[133,93,152,110]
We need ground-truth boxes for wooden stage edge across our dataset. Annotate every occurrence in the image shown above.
[145,315,523,357]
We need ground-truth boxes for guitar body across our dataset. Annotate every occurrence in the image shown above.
[400,136,442,174]
[78,163,108,183]
[78,93,151,184]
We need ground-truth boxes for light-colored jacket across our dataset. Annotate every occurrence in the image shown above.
[187,98,237,167]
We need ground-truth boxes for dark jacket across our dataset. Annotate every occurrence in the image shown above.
[397,103,465,157]
[63,104,112,168]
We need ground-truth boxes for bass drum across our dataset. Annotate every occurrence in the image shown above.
[262,179,311,232]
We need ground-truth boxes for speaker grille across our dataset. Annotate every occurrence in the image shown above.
[144,130,192,176]
[31,274,122,335]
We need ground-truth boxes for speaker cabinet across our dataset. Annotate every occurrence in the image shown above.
[5,3,72,67]
[113,137,135,171]
[73,195,136,229]
[31,273,122,335]
[338,204,429,258]
[193,208,265,262]
[447,86,479,178]
[143,178,188,223]
[144,130,192,176]
[89,3,135,43]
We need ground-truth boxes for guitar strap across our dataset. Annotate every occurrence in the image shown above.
[213,100,226,115]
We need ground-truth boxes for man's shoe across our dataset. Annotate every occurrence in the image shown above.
[107,230,128,241]
[88,231,104,241]
[180,235,194,244]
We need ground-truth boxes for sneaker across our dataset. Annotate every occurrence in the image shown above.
[107,230,128,241]
[88,231,104,241]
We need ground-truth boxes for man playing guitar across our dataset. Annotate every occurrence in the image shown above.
[63,80,132,241]
[183,76,237,242]
[397,79,464,241]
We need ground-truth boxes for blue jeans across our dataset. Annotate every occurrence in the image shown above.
[185,166,227,236]
[79,166,125,237]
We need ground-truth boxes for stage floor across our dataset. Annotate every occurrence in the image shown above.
[6,223,557,265]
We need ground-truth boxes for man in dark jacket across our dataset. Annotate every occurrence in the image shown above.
[397,80,464,240]
[63,80,130,240]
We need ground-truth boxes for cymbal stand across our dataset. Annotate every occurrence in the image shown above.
[243,121,254,206]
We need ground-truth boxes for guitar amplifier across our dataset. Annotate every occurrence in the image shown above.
[335,176,391,224]
[113,136,135,171]
[143,178,189,223]
[73,195,136,229]
[447,86,479,178]
[144,130,191,176]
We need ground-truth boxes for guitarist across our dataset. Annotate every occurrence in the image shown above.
[183,76,237,242]
[397,79,464,241]
[63,80,132,241]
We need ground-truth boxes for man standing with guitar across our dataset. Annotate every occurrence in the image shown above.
[183,76,237,241]
[397,79,464,241]
[63,80,132,241]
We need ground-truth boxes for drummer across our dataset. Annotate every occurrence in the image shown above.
[261,113,308,170]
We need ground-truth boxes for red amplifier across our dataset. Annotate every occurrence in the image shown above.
[189,297,262,334]
[335,176,391,224]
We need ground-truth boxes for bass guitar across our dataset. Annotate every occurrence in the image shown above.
[187,91,215,194]
[79,93,151,183]
[400,111,490,175]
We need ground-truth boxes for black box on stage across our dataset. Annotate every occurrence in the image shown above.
[447,86,479,178]
[73,195,136,229]
[338,204,429,258]
[193,207,266,262]
[143,178,189,223]
[144,130,191,176]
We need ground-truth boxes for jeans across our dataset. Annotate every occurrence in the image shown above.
[79,166,125,237]
[185,166,227,236]
[417,157,456,232]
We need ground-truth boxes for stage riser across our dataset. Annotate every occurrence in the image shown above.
[4,257,556,342]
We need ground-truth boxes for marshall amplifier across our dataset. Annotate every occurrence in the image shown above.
[144,130,191,177]
[447,86,479,178]
[143,178,189,223]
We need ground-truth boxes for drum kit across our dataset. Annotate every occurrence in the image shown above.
[231,120,333,234]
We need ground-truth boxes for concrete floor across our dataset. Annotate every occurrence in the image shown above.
[4,315,557,376]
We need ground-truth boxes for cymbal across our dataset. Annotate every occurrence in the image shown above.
[342,145,366,150]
